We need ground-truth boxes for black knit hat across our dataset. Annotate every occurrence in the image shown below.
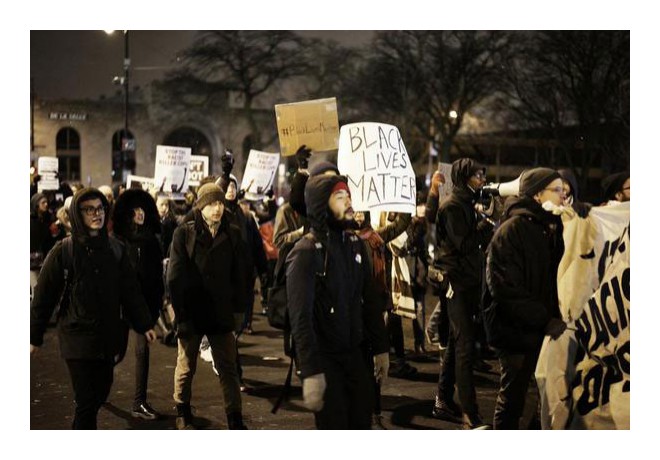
[519,168,561,197]
[601,171,630,201]
[195,183,225,210]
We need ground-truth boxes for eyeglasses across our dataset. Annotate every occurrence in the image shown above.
[80,205,106,216]
[544,186,565,194]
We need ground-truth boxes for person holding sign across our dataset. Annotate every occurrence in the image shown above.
[286,174,388,429]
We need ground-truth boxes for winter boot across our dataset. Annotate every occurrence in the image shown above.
[175,403,196,430]
[226,412,248,429]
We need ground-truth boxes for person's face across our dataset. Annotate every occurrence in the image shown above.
[354,211,365,226]
[561,180,573,206]
[328,189,354,221]
[37,197,48,214]
[616,178,630,202]
[201,200,224,224]
[156,197,169,218]
[133,207,145,226]
[535,178,565,207]
[79,198,105,231]
[226,182,237,201]
[468,169,486,190]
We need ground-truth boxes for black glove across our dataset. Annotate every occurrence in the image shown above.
[573,201,592,219]
[175,320,194,339]
[295,145,312,169]
[221,150,235,176]
[237,189,246,200]
[265,187,274,199]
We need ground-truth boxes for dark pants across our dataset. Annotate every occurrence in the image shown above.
[314,349,373,430]
[65,359,115,430]
[493,349,540,430]
[133,331,149,406]
[388,313,405,359]
[437,288,479,416]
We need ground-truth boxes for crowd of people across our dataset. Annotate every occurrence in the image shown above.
[29,147,630,430]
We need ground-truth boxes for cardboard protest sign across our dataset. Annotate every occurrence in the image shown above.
[240,150,280,200]
[189,155,209,187]
[536,203,630,429]
[37,156,59,192]
[154,145,191,198]
[126,174,155,192]
[275,97,339,156]
[337,122,416,214]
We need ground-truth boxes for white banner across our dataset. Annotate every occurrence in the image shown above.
[189,155,209,187]
[337,122,416,214]
[536,202,630,429]
[37,156,59,192]
[154,145,191,196]
[126,174,155,192]
[241,150,280,200]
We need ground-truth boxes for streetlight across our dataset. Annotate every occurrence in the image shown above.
[105,30,133,182]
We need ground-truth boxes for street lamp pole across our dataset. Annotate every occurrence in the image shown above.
[122,30,130,182]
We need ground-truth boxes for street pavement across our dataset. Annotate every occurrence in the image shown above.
[30,293,537,430]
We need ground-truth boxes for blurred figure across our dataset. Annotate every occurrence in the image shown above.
[601,171,630,205]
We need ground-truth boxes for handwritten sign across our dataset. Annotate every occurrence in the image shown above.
[37,156,59,192]
[189,155,209,187]
[274,97,339,156]
[241,150,280,200]
[337,122,416,213]
[126,174,155,192]
[154,145,191,197]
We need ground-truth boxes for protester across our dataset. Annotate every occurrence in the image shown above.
[483,167,567,429]
[30,188,157,429]
[601,171,630,205]
[558,169,592,217]
[167,183,248,429]
[287,174,389,429]
[112,189,164,420]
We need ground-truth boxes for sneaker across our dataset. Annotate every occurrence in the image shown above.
[388,361,418,379]
[462,413,491,430]
[431,396,462,422]
[175,403,196,430]
[131,402,160,420]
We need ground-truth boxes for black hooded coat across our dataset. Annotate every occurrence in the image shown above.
[30,192,56,256]
[285,175,388,379]
[30,188,154,360]
[434,158,492,290]
[483,195,564,352]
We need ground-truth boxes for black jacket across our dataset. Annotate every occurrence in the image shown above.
[483,195,564,352]
[30,193,55,256]
[286,175,388,378]
[30,188,154,360]
[167,210,246,335]
[434,159,492,290]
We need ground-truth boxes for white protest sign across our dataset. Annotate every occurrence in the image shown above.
[536,203,630,429]
[241,150,280,200]
[154,145,191,197]
[189,155,209,187]
[337,122,416,214]
[37,156,60,192]
[126,175,155,192]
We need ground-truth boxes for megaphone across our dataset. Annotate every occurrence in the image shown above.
[482,175,521,198]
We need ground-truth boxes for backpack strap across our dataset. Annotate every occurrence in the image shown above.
[61,236,73,284]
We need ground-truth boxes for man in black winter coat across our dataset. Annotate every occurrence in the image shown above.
[484,167,567,429]
[286,174,389,429]
[167,183,248,429]
[433,158,494,429]
[30,188,157,430]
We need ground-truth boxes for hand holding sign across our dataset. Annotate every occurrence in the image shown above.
[337,123,416,214]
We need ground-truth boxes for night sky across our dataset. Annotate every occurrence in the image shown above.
[30,30,374,101]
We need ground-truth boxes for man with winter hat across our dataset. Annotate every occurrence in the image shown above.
[167,182,248,429]
[483,167,567,429]
[30,188,157,429]
[432,157,494,429]
[601,171,630,204]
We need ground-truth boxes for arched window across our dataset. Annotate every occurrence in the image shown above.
[56,128,81,181]
[111,129,135,183]
[163,126,213,169]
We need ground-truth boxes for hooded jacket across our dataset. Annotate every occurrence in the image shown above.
[30,188,154,360]
[434,158,492,290]
[111,189,164,320]
[286,175,388,378]
[30,192,56,256]
[483,195,564,352]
